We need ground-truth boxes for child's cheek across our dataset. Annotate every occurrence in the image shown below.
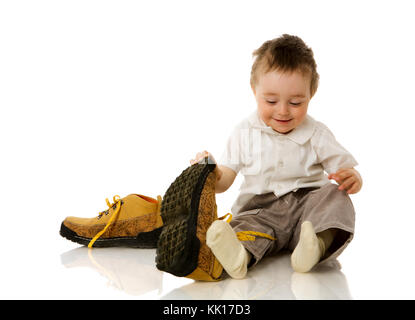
[258,107,271,125]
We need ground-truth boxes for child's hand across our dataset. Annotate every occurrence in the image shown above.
[328,168,362,194]
[190,150,210,165]
[190,150,223,181]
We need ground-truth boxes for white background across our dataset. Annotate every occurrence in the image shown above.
[1,0,414,299]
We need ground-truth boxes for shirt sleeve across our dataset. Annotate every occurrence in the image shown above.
[313,124,358,174]
[217,126,243,174]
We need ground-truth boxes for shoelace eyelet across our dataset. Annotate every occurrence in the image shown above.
[97,209,110,220]
[89,195,122,248]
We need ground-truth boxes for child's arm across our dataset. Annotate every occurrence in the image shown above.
[190,151,237,193]
[312,123,361,194]
[215,165,237,193]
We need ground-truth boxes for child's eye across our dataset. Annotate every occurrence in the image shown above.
[290,102,302,106]
[266,100,276,104]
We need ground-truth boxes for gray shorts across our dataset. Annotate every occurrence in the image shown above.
[229,182,355,267]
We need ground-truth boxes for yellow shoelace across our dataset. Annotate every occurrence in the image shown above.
[88,195,122,248]
[220,212,276,242]
[236,230,276,242]
[219,212,233,223]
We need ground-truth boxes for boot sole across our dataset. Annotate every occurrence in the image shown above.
[59,222,162,248]
[155,156,216,277]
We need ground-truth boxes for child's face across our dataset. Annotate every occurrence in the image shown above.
[252,69,311,134]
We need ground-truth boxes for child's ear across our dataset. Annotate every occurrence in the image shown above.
[251,84,256,96]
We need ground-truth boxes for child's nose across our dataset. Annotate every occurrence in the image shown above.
[277,102,290,115]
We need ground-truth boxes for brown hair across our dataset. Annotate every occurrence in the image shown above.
[250,34,319,97]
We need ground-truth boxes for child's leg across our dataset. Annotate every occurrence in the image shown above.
[206,220,251,279]
[289,183,355,272]
[318,228,337,253]
[291,221,337,272]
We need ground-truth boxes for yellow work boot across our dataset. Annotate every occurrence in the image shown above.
[155,155,226,281]
[60,194,163,248]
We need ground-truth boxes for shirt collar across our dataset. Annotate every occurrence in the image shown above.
[248,110,316,145]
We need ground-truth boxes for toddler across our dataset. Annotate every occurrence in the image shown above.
[190,34,362,279]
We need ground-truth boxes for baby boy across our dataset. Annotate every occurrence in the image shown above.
[191,34,362,279]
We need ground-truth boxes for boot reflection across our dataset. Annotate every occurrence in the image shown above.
[60,247,163,296]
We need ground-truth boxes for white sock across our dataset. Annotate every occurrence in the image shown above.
[291,221,325,273]
[206,220,251,279]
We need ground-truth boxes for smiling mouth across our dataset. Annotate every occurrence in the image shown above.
[273,118,292,123]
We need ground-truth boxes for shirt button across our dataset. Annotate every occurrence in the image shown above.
[277,160,284,167]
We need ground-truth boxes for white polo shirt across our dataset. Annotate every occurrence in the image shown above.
[218,110,358,214]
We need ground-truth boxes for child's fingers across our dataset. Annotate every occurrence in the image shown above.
[190,153,202,165]
[329,168,361,194]
[328,173,339,182]
[331,176,341,184]
[191,152,202,164]
[199,151,210,163]
[335,169,354,181]
[190,151,210,165]
[347,182,360,194]
[329,175,343,185]
[338,176,355,191]
[199,151,209,159]
[329,170,355,186]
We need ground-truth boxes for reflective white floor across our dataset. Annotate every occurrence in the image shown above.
[59,246,351,300]
[1,205,415,300]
